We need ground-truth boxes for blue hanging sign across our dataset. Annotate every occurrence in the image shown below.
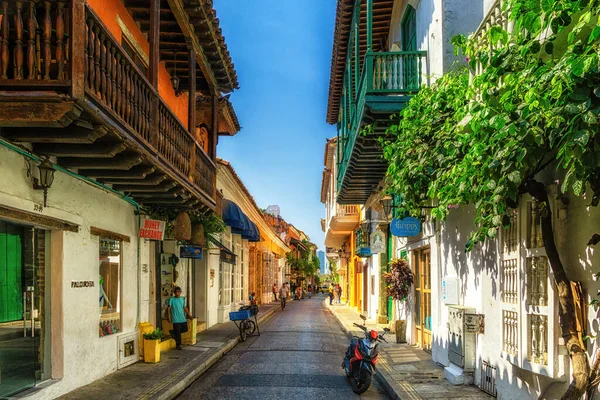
[180,246,203,259]
[391,217,421,237]
[356,247,372,257]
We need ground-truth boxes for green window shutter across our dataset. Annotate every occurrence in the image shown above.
[401,6,418,89]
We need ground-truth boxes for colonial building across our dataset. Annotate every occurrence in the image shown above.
[0,0,239,398]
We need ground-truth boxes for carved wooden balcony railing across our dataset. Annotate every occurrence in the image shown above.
[0,1,217,208]
[0,0,70,84]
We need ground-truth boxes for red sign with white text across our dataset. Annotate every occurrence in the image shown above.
[139,219,166,240]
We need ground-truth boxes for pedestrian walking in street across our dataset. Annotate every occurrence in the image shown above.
[296,286,302,300]
[333,284,340,304]
[272,283,278,302]
[337,284,342,304]
[307,285,312,299]
[167,286,192,350]
[279,282,289,311]
[329,285,334,305]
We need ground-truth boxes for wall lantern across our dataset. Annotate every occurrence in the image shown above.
[360,219,371,234]
[338,243,350,260]
[32,156,56,207]
[379,195,394,219]
[170,52,180,92]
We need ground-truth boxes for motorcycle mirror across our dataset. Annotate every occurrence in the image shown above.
[360,314,366,321]
[384,328,390,333]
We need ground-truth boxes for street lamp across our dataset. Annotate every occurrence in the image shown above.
[379,195,393,220]
[32,156,56,207]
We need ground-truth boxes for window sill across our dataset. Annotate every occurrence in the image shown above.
[501,351,566,380]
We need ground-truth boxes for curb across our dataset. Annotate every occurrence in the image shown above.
[150,306,278,400]
[325,301,401,400]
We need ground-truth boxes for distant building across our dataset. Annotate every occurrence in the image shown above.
[318,250,327,274]
[266,205,280,217]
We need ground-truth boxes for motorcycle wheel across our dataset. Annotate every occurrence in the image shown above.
[351,372,372,394]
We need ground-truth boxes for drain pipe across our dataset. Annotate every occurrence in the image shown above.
[0,137,144,328]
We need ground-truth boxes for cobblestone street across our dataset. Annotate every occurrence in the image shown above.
[178,295,388,399]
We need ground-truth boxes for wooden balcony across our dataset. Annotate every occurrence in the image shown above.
[329,204,359,232]
[336,50,426,204]
[0,0,221,211]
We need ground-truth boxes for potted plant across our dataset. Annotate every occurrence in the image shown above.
[143,328,163,363]
[383,258,414,343]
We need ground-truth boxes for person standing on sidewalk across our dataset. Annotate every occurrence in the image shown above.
[272,283,278,302]
[338,285,342,304]
[167,287,192,350]
[279,282,289,311]
[333,284,340,304]
[307,285,312,299]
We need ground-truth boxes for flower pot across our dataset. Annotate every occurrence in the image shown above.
[173,212,191,241]
[190,224,206,246]
[144,338,161,363]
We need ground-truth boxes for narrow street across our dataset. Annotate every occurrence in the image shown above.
[178,294,389,399]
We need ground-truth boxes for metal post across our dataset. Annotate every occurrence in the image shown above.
[366,0,373,51]
[30,289,35,337]
[23,292,26,337]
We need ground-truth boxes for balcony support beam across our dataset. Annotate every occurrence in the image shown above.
[188,45,197,181]
[70,0,85,99]
[149,0,161,149]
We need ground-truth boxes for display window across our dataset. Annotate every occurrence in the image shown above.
[99,238,121,336]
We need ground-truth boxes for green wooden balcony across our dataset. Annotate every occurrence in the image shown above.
[336,50,426,204]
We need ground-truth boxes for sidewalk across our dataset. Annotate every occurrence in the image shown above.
[58,303,279,400]
[326,301,492,400]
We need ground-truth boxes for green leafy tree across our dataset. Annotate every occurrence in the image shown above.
[383,1,600,398]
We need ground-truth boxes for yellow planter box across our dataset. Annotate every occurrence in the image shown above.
[182,318,197,345]
[144,339,161,363]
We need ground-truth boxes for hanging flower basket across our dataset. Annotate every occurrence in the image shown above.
[173,212,191,241]
[191,223,206,246]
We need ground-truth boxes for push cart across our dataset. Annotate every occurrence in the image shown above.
[229,304,260,341]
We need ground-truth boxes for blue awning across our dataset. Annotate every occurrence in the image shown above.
[222,199,261,242]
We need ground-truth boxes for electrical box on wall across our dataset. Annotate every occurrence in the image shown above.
[442,276,459,304]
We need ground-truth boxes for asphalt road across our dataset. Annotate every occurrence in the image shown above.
[177,294,389,400]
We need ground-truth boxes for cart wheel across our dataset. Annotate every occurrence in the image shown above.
[239,322,247,341]
[246,320,256,336]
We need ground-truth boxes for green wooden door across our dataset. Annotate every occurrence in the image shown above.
[402,6,418,89]
[0,221,23,322]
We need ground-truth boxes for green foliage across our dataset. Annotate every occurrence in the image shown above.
[383,0,600,251]
[143,328,163,340]
[286,244,319,277]
[191,212,226,241]
[314,275,321,286]
[145,206,225,243]
[384,258,414,301]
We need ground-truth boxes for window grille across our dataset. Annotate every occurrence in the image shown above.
[527,256,548,307]
[479,360,497,397]
[529,314,548,366]
[502,310,518,355]
[527,201,544,249]
[501,259,518,304]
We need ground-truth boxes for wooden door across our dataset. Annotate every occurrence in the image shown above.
[0,221,23,323]
[413,247,432,350]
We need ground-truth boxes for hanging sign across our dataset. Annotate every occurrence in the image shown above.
[370,230,386,254]
[356,247,372,257]
[390,217,421,237]
[139,219,166,240]
[180,246,203,259]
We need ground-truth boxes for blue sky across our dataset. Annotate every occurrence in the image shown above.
[214,0,336,250]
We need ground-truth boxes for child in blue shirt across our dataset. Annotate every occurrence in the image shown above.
[167,286,192,350]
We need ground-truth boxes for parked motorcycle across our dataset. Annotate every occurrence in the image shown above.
[342,314,390,394]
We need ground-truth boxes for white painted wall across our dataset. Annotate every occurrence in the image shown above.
[0,146,150,399]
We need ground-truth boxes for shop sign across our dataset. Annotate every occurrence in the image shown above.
[370,230,386,254]
[391,217,421,237]
[180,246,203,259]
[220,249,236,264]
[71,280,95,288]
[356,247,372,257]
[465,313,485,334]
[139,219,166,240]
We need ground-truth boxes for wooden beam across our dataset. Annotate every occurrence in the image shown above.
[90,226,131,242]
[210,93,218,160]
[70,0,85,99]
[112,181,177,193]
[100,174,168,186]
[58,154,143,170]
[82,166,156,179]
[5,125,108,143]
[167,0,219,94]
[188,46,197,182]
[0,101,81,128]
[149,0,160,88]
[0,205,79,232]
[33,142,127,158]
